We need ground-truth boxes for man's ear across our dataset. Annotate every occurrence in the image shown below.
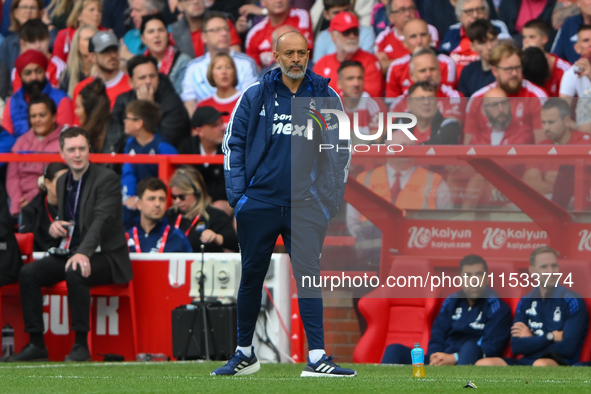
[136,197,143,212]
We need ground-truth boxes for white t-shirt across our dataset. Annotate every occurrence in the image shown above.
[559,66,591,97]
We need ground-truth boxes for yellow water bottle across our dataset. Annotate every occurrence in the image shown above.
[411,343,425,378]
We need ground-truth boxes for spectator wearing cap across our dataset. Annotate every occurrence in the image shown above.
[125,177,192,253]
[1,49,74,137]
[312,0,375,63]
[196,52,240,128]
[439,0,510,72]
[72,30,132,121]
[179,106,228,214]
[374,0,439,72]
[170,0,242,59]
[12,19,67,93]
[457,19,499,97]
[6,94,68,217]
[181,12,258,117]
[243,0,313,68]
[121,99,177,221]
[314,11,384,97]
[112,55,190,149]
[141,13,191,96]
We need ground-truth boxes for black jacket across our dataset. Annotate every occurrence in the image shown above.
[165,205,238,253]
[178,135,226,202]
[56,164,132,283]
[112,73,190,148]
[20,192,61,252]
[0,182,22,286]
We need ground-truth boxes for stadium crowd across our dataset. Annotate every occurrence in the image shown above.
[0,0,590,365]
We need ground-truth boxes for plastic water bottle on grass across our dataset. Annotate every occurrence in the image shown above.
[411,343,425,378]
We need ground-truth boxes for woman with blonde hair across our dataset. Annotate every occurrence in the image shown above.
[165,166,238,253]
[52,0,104,62]
[196,52,241,128]
[59,24,98,97]
[0,0,43,71]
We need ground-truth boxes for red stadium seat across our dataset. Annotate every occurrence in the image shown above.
[0,233,34,326]
[43,280,138,359]
[353,258,442,363]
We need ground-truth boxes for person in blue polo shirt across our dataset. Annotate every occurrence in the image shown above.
[476,246,589,366]
[551,3,591,63]
[381,254,512,365]
[126,177,192,253]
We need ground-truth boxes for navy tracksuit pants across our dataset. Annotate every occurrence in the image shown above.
[235,196,329,350]
[381,340,484,365]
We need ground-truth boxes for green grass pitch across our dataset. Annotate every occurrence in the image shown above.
[0,362,590,393]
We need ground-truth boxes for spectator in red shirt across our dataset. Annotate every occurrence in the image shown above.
[374,0,439,72]
[51,0,103,63]
[390,47,465,122]
[466,40,547,144]
[245,0,313,68]
[72,30,132,121]
[314,11,384,97]
[170,0,242,59]
[2,50,74,137]
[337,60,388,144]
[197,52,240,128]
[522,19,571,97]
[474,87,535,145]
[12,19,67,93]
[385,18,457,97]
[523,98,591,201]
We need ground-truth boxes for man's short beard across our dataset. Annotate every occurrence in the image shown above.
[499,78,522,95]
[279,58,308,80]
[485,109,512,130]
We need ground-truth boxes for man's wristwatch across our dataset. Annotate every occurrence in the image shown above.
[546,332,555,341]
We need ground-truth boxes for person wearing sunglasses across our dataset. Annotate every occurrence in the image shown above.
[165,166,237,253]
[313,11,384,97]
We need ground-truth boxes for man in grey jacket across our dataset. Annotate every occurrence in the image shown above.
[8,127,132,363]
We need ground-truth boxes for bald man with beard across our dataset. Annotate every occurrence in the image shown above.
[213,31,355,378]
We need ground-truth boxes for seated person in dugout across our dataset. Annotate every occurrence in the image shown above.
[7,127,132,362]
[165,166,238,253]
[126,177,192,253]
[476,246,589,367]
[382,255,512,365]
